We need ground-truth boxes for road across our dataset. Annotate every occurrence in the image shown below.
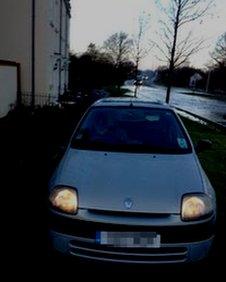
[126,85,226,126]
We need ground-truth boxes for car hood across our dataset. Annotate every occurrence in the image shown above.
[53,149,204,214]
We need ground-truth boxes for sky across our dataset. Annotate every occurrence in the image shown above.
[70,0,226,70]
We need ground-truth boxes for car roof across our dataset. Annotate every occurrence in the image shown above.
[93,97,172,110]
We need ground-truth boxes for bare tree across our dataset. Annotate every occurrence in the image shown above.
[103,32,133,67]
[132,13,151,97]
[103,32,133,90]
[211,32,226,67]
[155,0,213,103]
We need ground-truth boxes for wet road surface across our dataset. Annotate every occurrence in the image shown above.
[127,85,226,126]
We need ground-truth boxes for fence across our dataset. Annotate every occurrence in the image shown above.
[20,92,59,107]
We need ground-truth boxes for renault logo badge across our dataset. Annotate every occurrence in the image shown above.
[124,198,133,209]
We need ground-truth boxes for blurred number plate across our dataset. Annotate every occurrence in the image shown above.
[96,232,161,248]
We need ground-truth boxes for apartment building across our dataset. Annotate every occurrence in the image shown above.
[0,0,71,113]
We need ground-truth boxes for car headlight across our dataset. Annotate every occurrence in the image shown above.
[181,194,213,221]
[49,186,78,214]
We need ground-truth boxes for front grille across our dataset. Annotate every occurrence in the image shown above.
[50,213,215,244]
[69,239,188,263]
[88,209,170,218]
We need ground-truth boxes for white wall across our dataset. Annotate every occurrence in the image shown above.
[35,0,53,101]
[0,66,17,117]
[0,0,31,93]
[61,2,70,93]
[36,0,70,102]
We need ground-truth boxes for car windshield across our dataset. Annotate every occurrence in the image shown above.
[71,106,192,154]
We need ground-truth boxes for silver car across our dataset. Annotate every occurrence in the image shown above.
[49,98,216,264]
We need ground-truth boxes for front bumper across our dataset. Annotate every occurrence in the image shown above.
[49,209,215,264]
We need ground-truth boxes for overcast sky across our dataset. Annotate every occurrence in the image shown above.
[70,0,226,70]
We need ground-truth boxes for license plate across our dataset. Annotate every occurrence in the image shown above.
[96,232,161,248]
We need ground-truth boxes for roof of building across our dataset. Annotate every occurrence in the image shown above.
[93,97,171,109]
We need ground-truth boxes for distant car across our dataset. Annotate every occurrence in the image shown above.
[134,79,143,86]
[49,98,216,264]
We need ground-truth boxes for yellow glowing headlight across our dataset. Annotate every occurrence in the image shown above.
[49,187,78,214]
[181,194,213,221]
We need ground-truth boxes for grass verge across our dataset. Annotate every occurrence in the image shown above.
[181,117,226,218]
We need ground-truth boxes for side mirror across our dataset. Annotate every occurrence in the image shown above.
[195,139,212,153]
[58,145,67,154]
[53,145,67,160]
[71,129,90,148]
[50,145,67,169]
